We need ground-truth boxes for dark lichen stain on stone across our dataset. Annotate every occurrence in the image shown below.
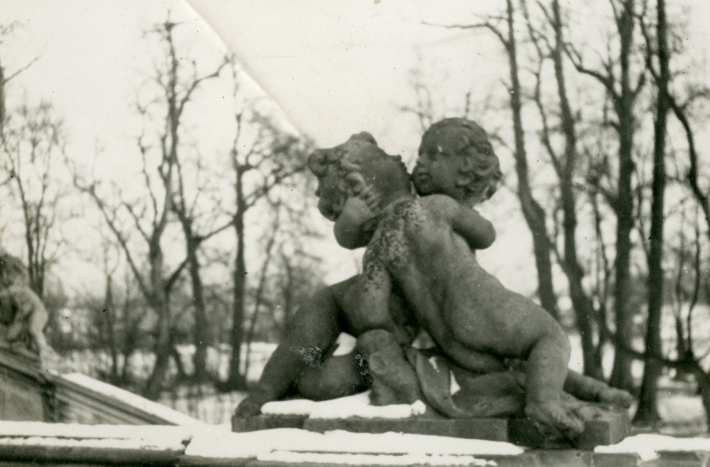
[364,198,426,285]
[290,345,324,367]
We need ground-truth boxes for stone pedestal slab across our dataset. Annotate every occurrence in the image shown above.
[233,407,630,449]
[304,417,508,441]
[232,415,306,432]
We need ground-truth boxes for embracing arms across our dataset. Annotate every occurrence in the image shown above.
[424,195,496,250]
[333,181,381,250]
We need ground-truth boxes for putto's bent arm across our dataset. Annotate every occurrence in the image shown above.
[334,197,378,249]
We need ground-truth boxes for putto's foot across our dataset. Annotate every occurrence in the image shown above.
[598,387,634,408]
[526,400,585,440]
[235,395,268,418]
[357,330,422,405]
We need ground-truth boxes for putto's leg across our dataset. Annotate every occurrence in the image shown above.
[357,329,422,405]
[524,332,585,440]
[235,277,358,417]
[564,370,634,407]
[296,350,372,400]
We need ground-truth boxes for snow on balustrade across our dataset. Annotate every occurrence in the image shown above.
[185,428,526,459]
[257,451,496,466]
[60,373,206,426]
[595,433,710,462]
[0,421,195,441]
[0,436,185,452]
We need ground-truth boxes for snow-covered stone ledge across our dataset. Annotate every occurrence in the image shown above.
[0,421,710,466]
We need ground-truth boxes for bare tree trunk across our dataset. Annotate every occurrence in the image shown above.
[225,170,248,390]
[0,59,5,129]
[171,339,188,382]
[244,222,278,379]
[700,375,710,432]
[280,252,295,339]
[103,273,119,382]
[218,64,307,391]
[185,236,209,382]
[546,0,604,379]
[563,0,642,391]
[634,0,670,426]
[608,0,639,392]
[503,0,559,320]
[144,243,172,400]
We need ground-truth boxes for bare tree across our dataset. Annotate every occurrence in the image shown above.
[0,22,40,138]
[220,67,310,388]
[522,0,604,379]
[633,0,671,426]
[399,67,434,134]
[566,0,646,391]
[171,148,232,382]
[2,102,65,298]
[98,241,121,383]
[243,209,280,379]
[70,19,224,399]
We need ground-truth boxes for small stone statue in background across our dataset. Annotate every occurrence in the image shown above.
[0,252,55,368]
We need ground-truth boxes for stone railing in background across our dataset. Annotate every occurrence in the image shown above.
[0,347,201,426]
[0,347,48,421]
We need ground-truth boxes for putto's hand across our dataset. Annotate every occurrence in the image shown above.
[234,395,267,418]
[358,186,380,213]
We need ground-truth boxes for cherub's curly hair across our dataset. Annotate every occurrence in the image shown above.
[308,132,409,197]
[423,118,502,204]
[0,252,29,288]
[308,132,384,179]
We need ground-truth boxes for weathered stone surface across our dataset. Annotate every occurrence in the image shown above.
[232,415,306,432]
[0,347,202,425]
[233,407,628,450]
[179,455,251,467]
[536,449,594,467]
[652,451,708,467]
[0,373,45,421]
[509,406,629,449]
[593,452,641,467]
[0,347,49,421]
[55,373,198,425]
[242,451,710,467]
[0,443,181,466]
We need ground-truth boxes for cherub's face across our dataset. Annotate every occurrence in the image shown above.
[314,170,348,222]
[413,133,467,201]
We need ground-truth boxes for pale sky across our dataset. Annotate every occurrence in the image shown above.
[1,0,709,298]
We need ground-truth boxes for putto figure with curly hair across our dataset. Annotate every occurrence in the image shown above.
[332,118,632,440]
[412,118,502,207]
[235,133,425,417]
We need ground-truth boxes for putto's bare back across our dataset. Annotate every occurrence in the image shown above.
[363,195,559,366]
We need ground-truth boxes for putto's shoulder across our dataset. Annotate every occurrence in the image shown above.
[419,194,459,210]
